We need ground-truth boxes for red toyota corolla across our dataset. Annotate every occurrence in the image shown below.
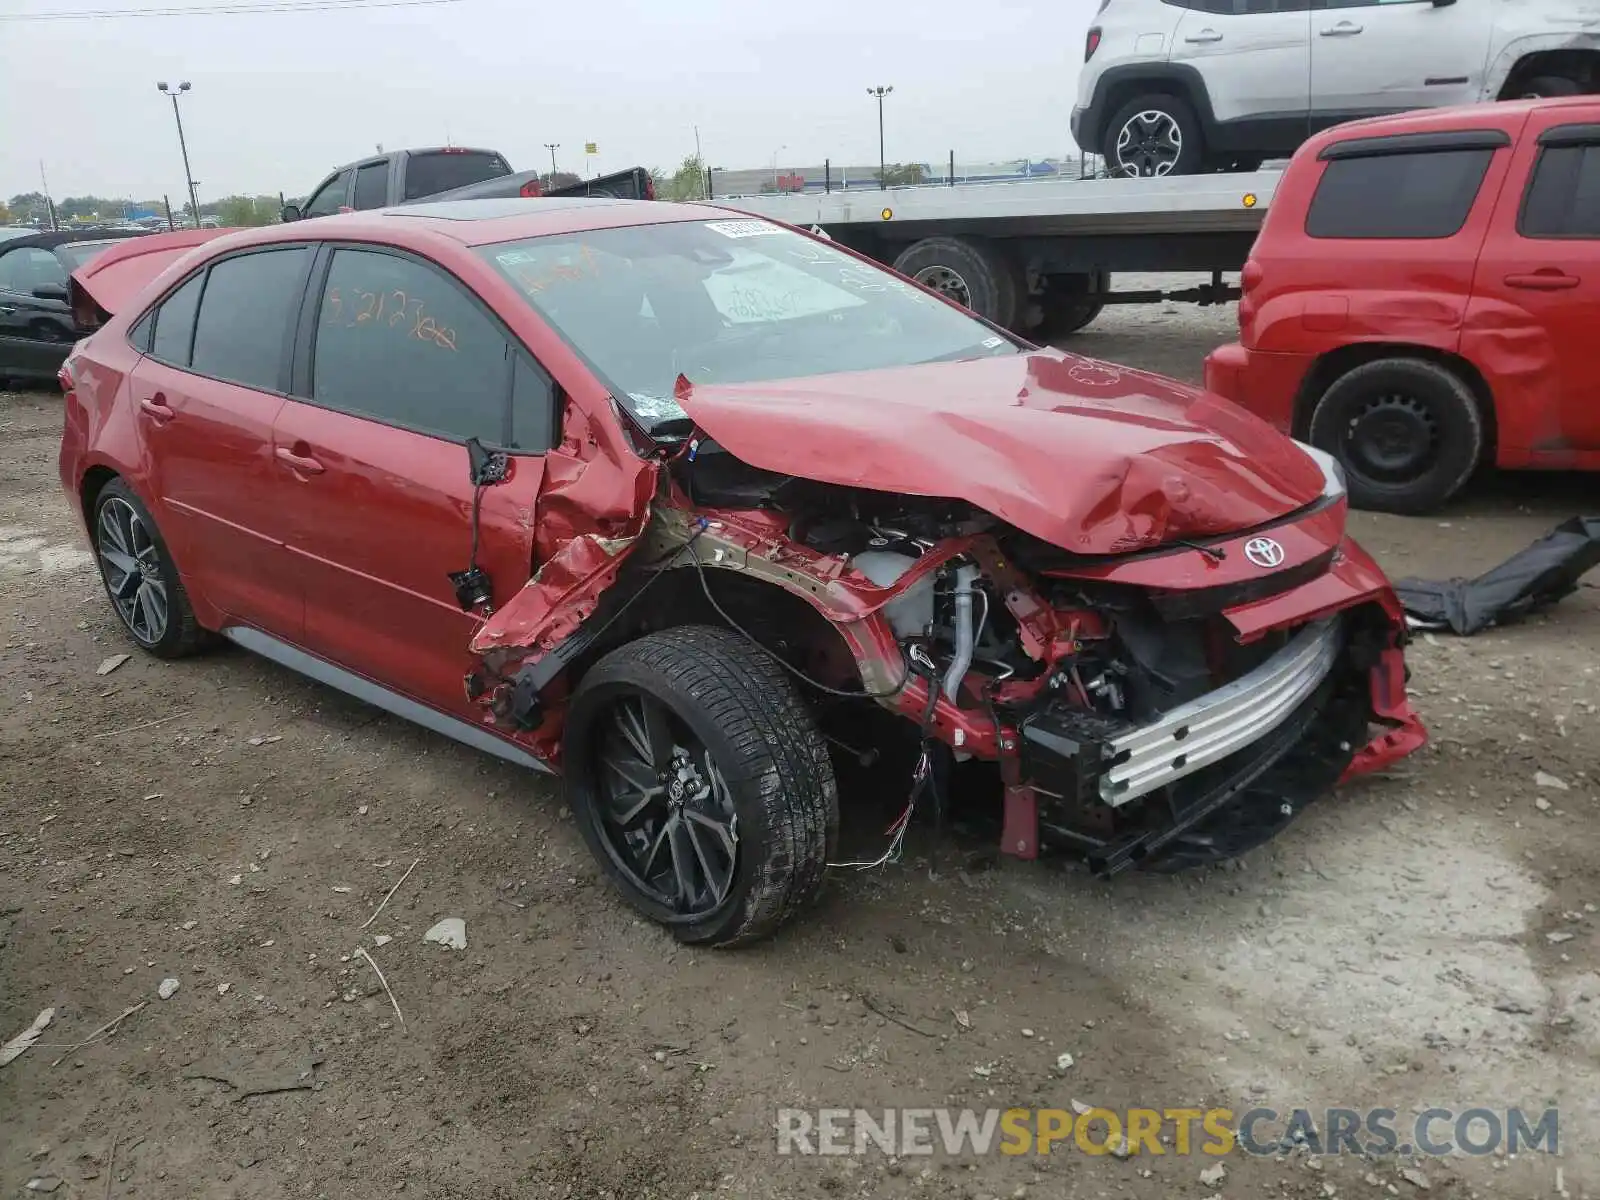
[59,198,1425,945]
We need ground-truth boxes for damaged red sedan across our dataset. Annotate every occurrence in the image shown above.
[58,198,1425,945]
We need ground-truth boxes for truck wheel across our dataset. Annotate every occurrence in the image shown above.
[1034,271,1109,340]
[1518,75,1585,99]
[1104,94,1204,177]
[1306,357,1484,515]
[562,625,838,947]
[894,237,1025,330]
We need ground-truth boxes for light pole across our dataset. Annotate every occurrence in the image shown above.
[544,143,560,175]
[867,85,893,189]
[156,81,201,228]
[770,144,786,191]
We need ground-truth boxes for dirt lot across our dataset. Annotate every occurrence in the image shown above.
[3,286,1597,1199]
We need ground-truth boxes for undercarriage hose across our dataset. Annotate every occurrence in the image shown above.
[942,564,981,702]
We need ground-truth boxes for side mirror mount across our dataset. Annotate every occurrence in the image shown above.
[32,283,69,302]
[279,203,302,223]
[465,436,510,487]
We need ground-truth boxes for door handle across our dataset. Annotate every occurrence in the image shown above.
[1319,22,1363,35]
[0,305,14,316]
[275,446,326,475]
[139,395,175,423]
[1185,29,1223,43]
[1504,271,1581,291]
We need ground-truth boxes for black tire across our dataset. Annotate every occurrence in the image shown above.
[563,625,839,947]
[1518,75,1585,99]
[1034,271,1109,340]
[893,236,1025,330]
[90,477,207,658]
[1306,357,1485,515]
[1103,93,1204,177]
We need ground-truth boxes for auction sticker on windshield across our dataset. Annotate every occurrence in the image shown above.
[704,219,783,239]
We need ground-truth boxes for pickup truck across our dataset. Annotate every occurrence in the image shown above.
[280,146,653,222]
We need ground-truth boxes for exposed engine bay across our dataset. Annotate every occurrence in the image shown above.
[469,437,1424,876]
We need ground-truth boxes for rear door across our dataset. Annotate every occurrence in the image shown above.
[1467,109,1600,458]
[127,245,313,635]
[272,243,555,712]
[1310,0,1493,126]
[1170,0,1312,149]
[350,160,392,211]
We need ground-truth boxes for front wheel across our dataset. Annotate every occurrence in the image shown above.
[1306,357,1485,515]
[1103,94,1204,178]
[1518,75,1585,99]
[563,626,839,946]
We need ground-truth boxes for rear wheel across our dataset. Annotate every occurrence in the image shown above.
[1306,357,1484,514]
[1033,271,1109,340]
[893,236,1025,330]
[1103,94,1204,178]
[563,626,838,946]
[91,478,207,658]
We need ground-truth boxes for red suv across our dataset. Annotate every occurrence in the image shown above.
[58,200,1423,944]
[1206,97,1600,514]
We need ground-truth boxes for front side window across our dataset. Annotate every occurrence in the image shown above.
[303,171,351,218]
[1306,148,1493,239]
[1521,141,1600,239]
[190,248,311,390]
[479,218,1019,430]
[0,247,67,294]
[310,248,524,445]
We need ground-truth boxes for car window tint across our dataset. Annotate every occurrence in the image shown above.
[1243,0,1309,12]
[401,151,512,201]
[148,272,205,366]
[1521,143,1600,238]
[0,247,67,294]
[311,248,511,443]
[352,162,388,210]
[510,352,558,451]
[1306,149,1493,239]
[303,171,351,218]
[190,248,310,390]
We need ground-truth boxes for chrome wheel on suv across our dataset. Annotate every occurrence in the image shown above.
[1114,110,1184,177]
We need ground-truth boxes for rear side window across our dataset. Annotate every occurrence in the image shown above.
[190,248,311,391]
[148,273,204,366]
[401,151,512,200]
[352,162,389,210]
[1306,149,1493,239]
[310,248,524,445]
[1521,143,1600,238]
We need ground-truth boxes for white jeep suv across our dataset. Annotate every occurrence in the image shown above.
[1073,0,1600,177]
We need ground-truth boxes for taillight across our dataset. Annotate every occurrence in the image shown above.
[520,179,544,198]
[1086,27,1102,61]
[643,173,656,201]
[1241,259,1264,293]
[58,353,78,394]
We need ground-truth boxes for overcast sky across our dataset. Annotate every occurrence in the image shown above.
[1,0,1094,203]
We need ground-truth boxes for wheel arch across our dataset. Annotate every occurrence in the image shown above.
[1083,63,1218,146]
[1292,342,1498,463]
[79,463,121,529]
[1491,40,1600,99]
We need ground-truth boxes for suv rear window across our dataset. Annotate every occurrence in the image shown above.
[401,151,511,201]
[1306,149,1494,240]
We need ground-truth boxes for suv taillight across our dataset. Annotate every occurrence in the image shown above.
[1086,27,1102,61]
[520,179,544,197]
[1241,259,1264,294]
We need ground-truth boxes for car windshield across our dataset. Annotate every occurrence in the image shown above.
[56,240,121,270]
[478,217,1019,428]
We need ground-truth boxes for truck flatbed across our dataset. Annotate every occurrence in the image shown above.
[710,170,1285,335]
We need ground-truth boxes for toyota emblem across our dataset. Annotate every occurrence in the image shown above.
[1243,537,1286,569]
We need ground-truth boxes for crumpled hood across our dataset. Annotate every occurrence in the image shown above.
[676,350,1327,556]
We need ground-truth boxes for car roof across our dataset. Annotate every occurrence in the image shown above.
[231,198,747,250]
[0,229,149,251]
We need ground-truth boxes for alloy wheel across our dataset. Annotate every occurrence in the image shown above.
[591,690,740,916]
[96,496,169,645]
[1114,111,1183,177]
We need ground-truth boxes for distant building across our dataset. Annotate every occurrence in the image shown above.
[710,154,1101,198]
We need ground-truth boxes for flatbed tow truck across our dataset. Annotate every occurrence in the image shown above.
[717,168,1283,336]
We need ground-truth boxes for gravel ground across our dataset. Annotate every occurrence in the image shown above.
[2,283,1597,1199]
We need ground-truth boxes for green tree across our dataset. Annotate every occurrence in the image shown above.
[656,155,706,202]
[0,201,11,224]
[875,163,927,188]
[8,192,49,222]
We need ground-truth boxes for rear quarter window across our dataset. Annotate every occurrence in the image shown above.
[1520,141,1600,238]
[1305,148,1495,240]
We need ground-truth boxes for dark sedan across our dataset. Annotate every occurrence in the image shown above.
[0,230,146,386]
